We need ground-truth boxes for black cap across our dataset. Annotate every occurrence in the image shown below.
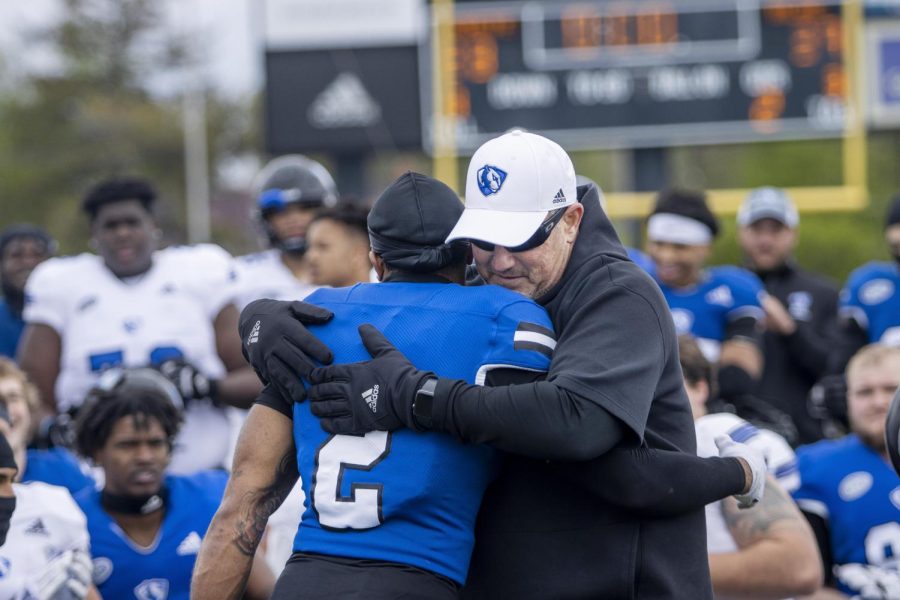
[0,432,15,471]
[0,224,57,258]
[651,188,720,238]
[368,172,468,273]
[887,195,900,229]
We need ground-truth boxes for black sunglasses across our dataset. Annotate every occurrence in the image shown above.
[471,208,567,253]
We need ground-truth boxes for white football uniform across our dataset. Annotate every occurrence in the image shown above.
[24,244,240,474]
[695,413,799,599]
[0,482,91,600]
[233,249,318,310]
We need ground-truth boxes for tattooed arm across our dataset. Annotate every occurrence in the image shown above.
[708,475,823,598]
[191,402,295,600]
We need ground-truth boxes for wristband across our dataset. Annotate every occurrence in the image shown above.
[412,378,438,430]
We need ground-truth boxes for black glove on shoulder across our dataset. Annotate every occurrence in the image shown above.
[308,324,436,434]
[239,298,335,403]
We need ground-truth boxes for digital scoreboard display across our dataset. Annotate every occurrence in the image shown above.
[425,0,847,152]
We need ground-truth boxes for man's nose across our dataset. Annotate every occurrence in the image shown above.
[491,246,517,271]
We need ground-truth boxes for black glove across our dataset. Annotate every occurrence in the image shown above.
[308,324,435,434]
[239,299,335,403]
[158,359,216,406]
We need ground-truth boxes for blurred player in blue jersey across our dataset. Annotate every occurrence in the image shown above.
[643,189,796,439]
[0,225,55,360]
[793,344,900,598]
[834,196,900,370]
[0,358,95,495]
[72,368,273,600]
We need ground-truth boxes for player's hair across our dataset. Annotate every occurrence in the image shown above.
[846,344,900,389]
[677,334,717,398]
[651,188,720,238]
[74,379,182,459]
[81,177,157,221]
[0,357,40,415]
[310,203,370,242]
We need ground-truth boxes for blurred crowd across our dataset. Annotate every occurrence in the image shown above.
[0,153,899,599]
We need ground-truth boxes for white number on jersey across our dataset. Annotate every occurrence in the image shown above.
[866,521,900,567]
[312,431,391,530]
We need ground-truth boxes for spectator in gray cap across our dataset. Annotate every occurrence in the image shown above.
[737,187,840,444]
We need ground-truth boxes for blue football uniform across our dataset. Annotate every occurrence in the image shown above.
[793,435,900,595]
[75,471,227,600]
[653,266,764,362]
[0,298,23,359]
[23,447,95,496]
[840,261,900,345]
[293,282,554,585]
[626,247,655,275]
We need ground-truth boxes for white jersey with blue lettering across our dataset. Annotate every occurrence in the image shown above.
[24,244,240,473]
[696,413,799,559]
[232,249,318,310]
[0,482,91,600]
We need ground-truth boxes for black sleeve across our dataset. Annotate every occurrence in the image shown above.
[432,378,627,460]
[801,510,836,587]
[829,317,868,375]
[784,286,841,378]
[554,447,746,516]
[253,384,293,419]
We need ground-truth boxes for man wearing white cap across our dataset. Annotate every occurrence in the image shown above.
[242,131,762,598]
[737,187,840,444]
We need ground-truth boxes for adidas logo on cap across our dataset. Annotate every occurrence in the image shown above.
[552,188,567,204]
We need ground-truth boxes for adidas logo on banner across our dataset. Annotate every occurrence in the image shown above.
[552,189,567,204]
[247,321,260,345]
[308,72,381,129]
[25,518,48,536]
[362,385,380,413]
[176,531,202,556]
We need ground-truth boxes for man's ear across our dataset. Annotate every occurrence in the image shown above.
[370,251,386,282]
[563,204,584,243]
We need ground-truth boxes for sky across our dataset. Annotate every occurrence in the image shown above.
[0,0,261,98]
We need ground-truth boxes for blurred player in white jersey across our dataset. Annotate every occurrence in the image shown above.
[0,427,99,600]
[17,177,261,473]
[679,335,822,599]
[233,155,339,310]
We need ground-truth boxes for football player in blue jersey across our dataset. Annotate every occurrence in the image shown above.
[0,225,55,360]
[833,196,900,372]
[0,358,95,495]
[71,368,274,600]
[199,162,765,599]
[793,344,900,598]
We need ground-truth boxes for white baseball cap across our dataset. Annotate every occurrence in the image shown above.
[737,187,799,228]
[445,130,577,247]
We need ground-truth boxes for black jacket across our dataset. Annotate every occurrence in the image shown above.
[442,185,711,599]
[754,262,839,444]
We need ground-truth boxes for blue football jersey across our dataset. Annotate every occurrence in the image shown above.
[75,471,227,600]
[293,282,554,585]
[654,266,764,362]
[0,298,23,359]
[626,247,655,275]
[840,261,900,345]
[793,435,900,595]
[23,447,95,496]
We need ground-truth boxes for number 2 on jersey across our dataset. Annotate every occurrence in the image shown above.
[313,431,391,530]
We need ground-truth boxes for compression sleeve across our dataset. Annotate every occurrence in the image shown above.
[432,378,626,460]
[554,447,746,517]
[253,384,292,419]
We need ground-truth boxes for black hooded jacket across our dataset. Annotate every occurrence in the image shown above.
[432,185,712,599]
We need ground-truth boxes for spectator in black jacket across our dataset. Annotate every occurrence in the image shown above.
[737,187,840,444]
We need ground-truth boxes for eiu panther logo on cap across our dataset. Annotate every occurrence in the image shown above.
[476,165,508,196]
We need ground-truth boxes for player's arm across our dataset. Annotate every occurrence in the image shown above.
[212,303,264,409]
[709,475,822,598]
[191,397,296,600]
[717,315,764,401]
[17,323,61,417]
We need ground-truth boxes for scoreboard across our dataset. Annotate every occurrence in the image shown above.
[424,0,848,152]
